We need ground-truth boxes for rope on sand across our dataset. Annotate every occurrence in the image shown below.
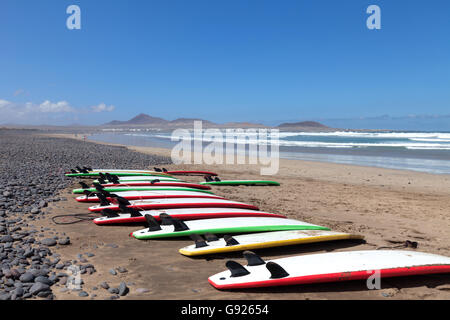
[51,213,100,225]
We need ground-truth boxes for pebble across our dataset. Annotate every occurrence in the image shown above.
[78,291,89,297]
[116,267,128,273]
[108,287,119,294]
[0,131,171,301]
[118,282,129,296]
[40,238,57,246]
[19,272,35,283]
[58,238,70,245]
[29,282,50,295]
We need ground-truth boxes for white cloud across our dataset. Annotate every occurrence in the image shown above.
[38,100,75,113]
[0,98,117,125]
[90,103,115,113]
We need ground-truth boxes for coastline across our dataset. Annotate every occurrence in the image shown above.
[32,132,450,300]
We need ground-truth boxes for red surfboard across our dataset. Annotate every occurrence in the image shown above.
[97,181,211,190]
[93,208,286,225]
[88,198,259,212]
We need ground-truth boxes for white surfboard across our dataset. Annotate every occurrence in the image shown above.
[88,197,259,212]
[179,230,364,256]
[132,217,330,239]
[76,190,224,203]
[98,181,210,190]
[93,176,181,183]
[93,208,287,225]
[209,250,450,289]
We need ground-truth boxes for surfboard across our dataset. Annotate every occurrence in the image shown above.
[208,250,450,290]
[132,217,330,239]
[93,176,181,183]
[83,169,218,176]
[72,186,215,194]
[66,168,217,177]
[76,190,224,203]
[88,197,260,212]
[200,180,280,186]
[98,181,211,190]
[66,172,171,178]
[93,208,287,225]
[179,230,364,256]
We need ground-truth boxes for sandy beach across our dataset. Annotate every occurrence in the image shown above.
[25,133,449,300]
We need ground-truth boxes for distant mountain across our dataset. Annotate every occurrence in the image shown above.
[103,113,330,130]
[104,113,168,126]
[169,118,215,126]
[277,121,329,128]
[103,113,264,128]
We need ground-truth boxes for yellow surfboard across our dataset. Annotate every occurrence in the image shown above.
[179,230,364,256]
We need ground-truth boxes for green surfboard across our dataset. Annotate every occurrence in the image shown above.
[66,172,171,178]
[72,186,214,194]
[132,217,329,240]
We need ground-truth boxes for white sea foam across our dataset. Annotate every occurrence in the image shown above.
[122,130,450,151]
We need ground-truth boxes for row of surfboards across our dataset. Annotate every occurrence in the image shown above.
[65,167,450,290]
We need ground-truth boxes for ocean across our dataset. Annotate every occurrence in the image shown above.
[89,130,450,175]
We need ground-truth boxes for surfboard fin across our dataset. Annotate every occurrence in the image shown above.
[405,240,418,248]
[105,173,119,184]
[76,166,88,173]
[144,214,162,231]
[243,251,265,266]
[96,193,111,206]
[224,235,239,246]
[214,177,221,182]
[79,181,90,189]
[98,178,107,184]
[98,189,112,197]
[83,166,92,171]
[154,167,162,172]
[118,205,142,217]
[266,262,289,279]
[162,168,168,172]
[99,172,107,180]
[82,190,94,198]
[226,261,250,278]
[92,182,104,191]
[171,219,189,232]
[71,169,78,173]
[101,209,119,218]
[151,179,160,184]
[115,196,131,206]
[190,234,208,248]
[109,174,120,184]
[159,213,174,225]
[204,233,219,242]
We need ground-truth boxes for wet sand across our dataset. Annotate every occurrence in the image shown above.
[38,134,450,300]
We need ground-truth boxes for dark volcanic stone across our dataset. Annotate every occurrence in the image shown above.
[19,272,35,283]
[58,238,70,245]
[40,238,57,246]
[78,291,89,297]
[29,282,50,295]
[118,282,129,296]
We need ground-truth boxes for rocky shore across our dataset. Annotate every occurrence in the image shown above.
[0,129,171,300]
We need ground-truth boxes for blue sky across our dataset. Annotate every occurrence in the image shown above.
[1,0,449,130]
